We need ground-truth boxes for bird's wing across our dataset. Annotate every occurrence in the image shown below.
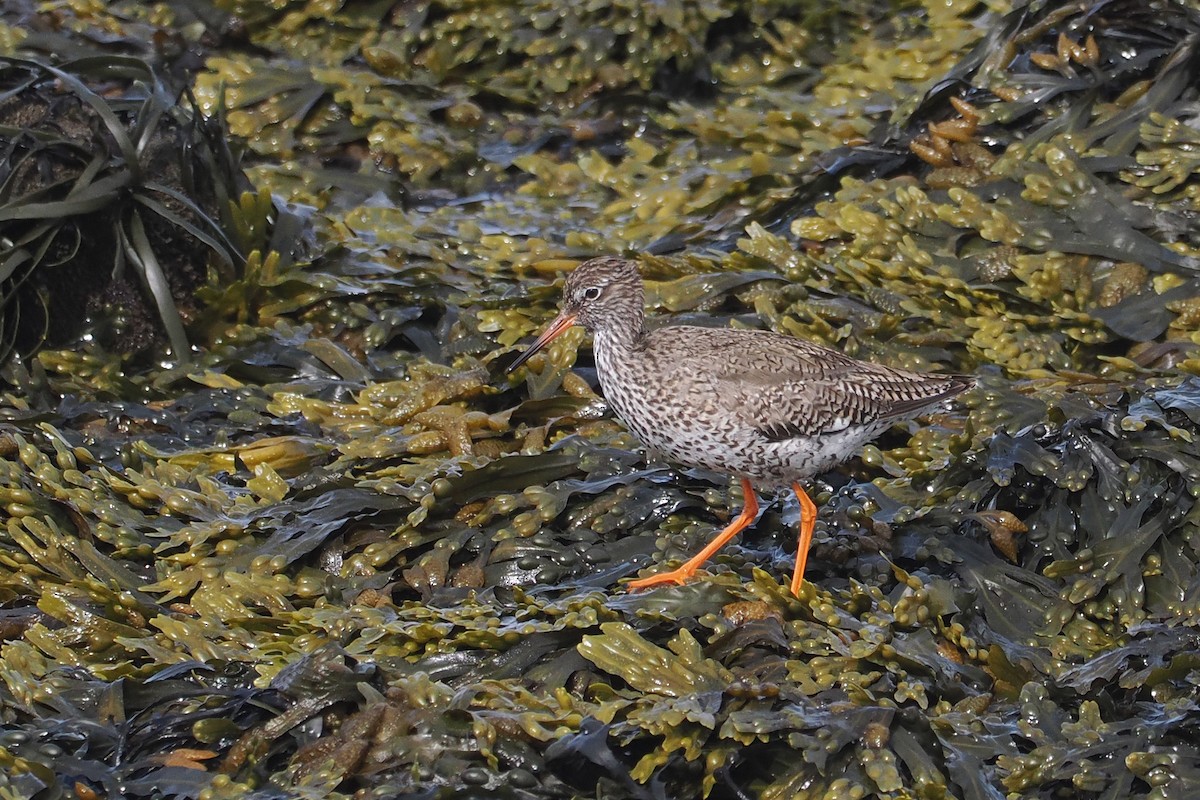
[732,371,967,440]
[666,329,968,440]
[717,371,901,439]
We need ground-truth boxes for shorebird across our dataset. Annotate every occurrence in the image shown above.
[508,256,973,597]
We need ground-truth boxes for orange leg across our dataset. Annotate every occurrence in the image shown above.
[627,478,758,590]
[789,482,817,597]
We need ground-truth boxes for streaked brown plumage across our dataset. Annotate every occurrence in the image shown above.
[509,256,974,597]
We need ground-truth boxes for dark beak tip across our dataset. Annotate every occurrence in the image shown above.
[505,350,536,373]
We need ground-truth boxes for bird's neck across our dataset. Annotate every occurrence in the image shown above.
[593,310,647,352]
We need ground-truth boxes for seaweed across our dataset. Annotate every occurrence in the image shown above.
[0,55,246,366]
[1,0,1200,798]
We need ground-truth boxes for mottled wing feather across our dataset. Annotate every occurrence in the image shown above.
[731,373,896,440]
[747,374,969,441]
[757,420,811,442]
[644,324,971,442]
[686,331,968,440]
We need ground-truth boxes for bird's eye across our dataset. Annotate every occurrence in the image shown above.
[583,286,602,301]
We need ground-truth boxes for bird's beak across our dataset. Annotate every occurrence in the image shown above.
[507,312,578,372]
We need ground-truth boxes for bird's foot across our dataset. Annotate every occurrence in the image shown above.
[626,568,697,591]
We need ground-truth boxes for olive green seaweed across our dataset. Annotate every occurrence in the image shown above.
[2,0,1200,798]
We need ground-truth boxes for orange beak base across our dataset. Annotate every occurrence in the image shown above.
[507,312,578,372]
